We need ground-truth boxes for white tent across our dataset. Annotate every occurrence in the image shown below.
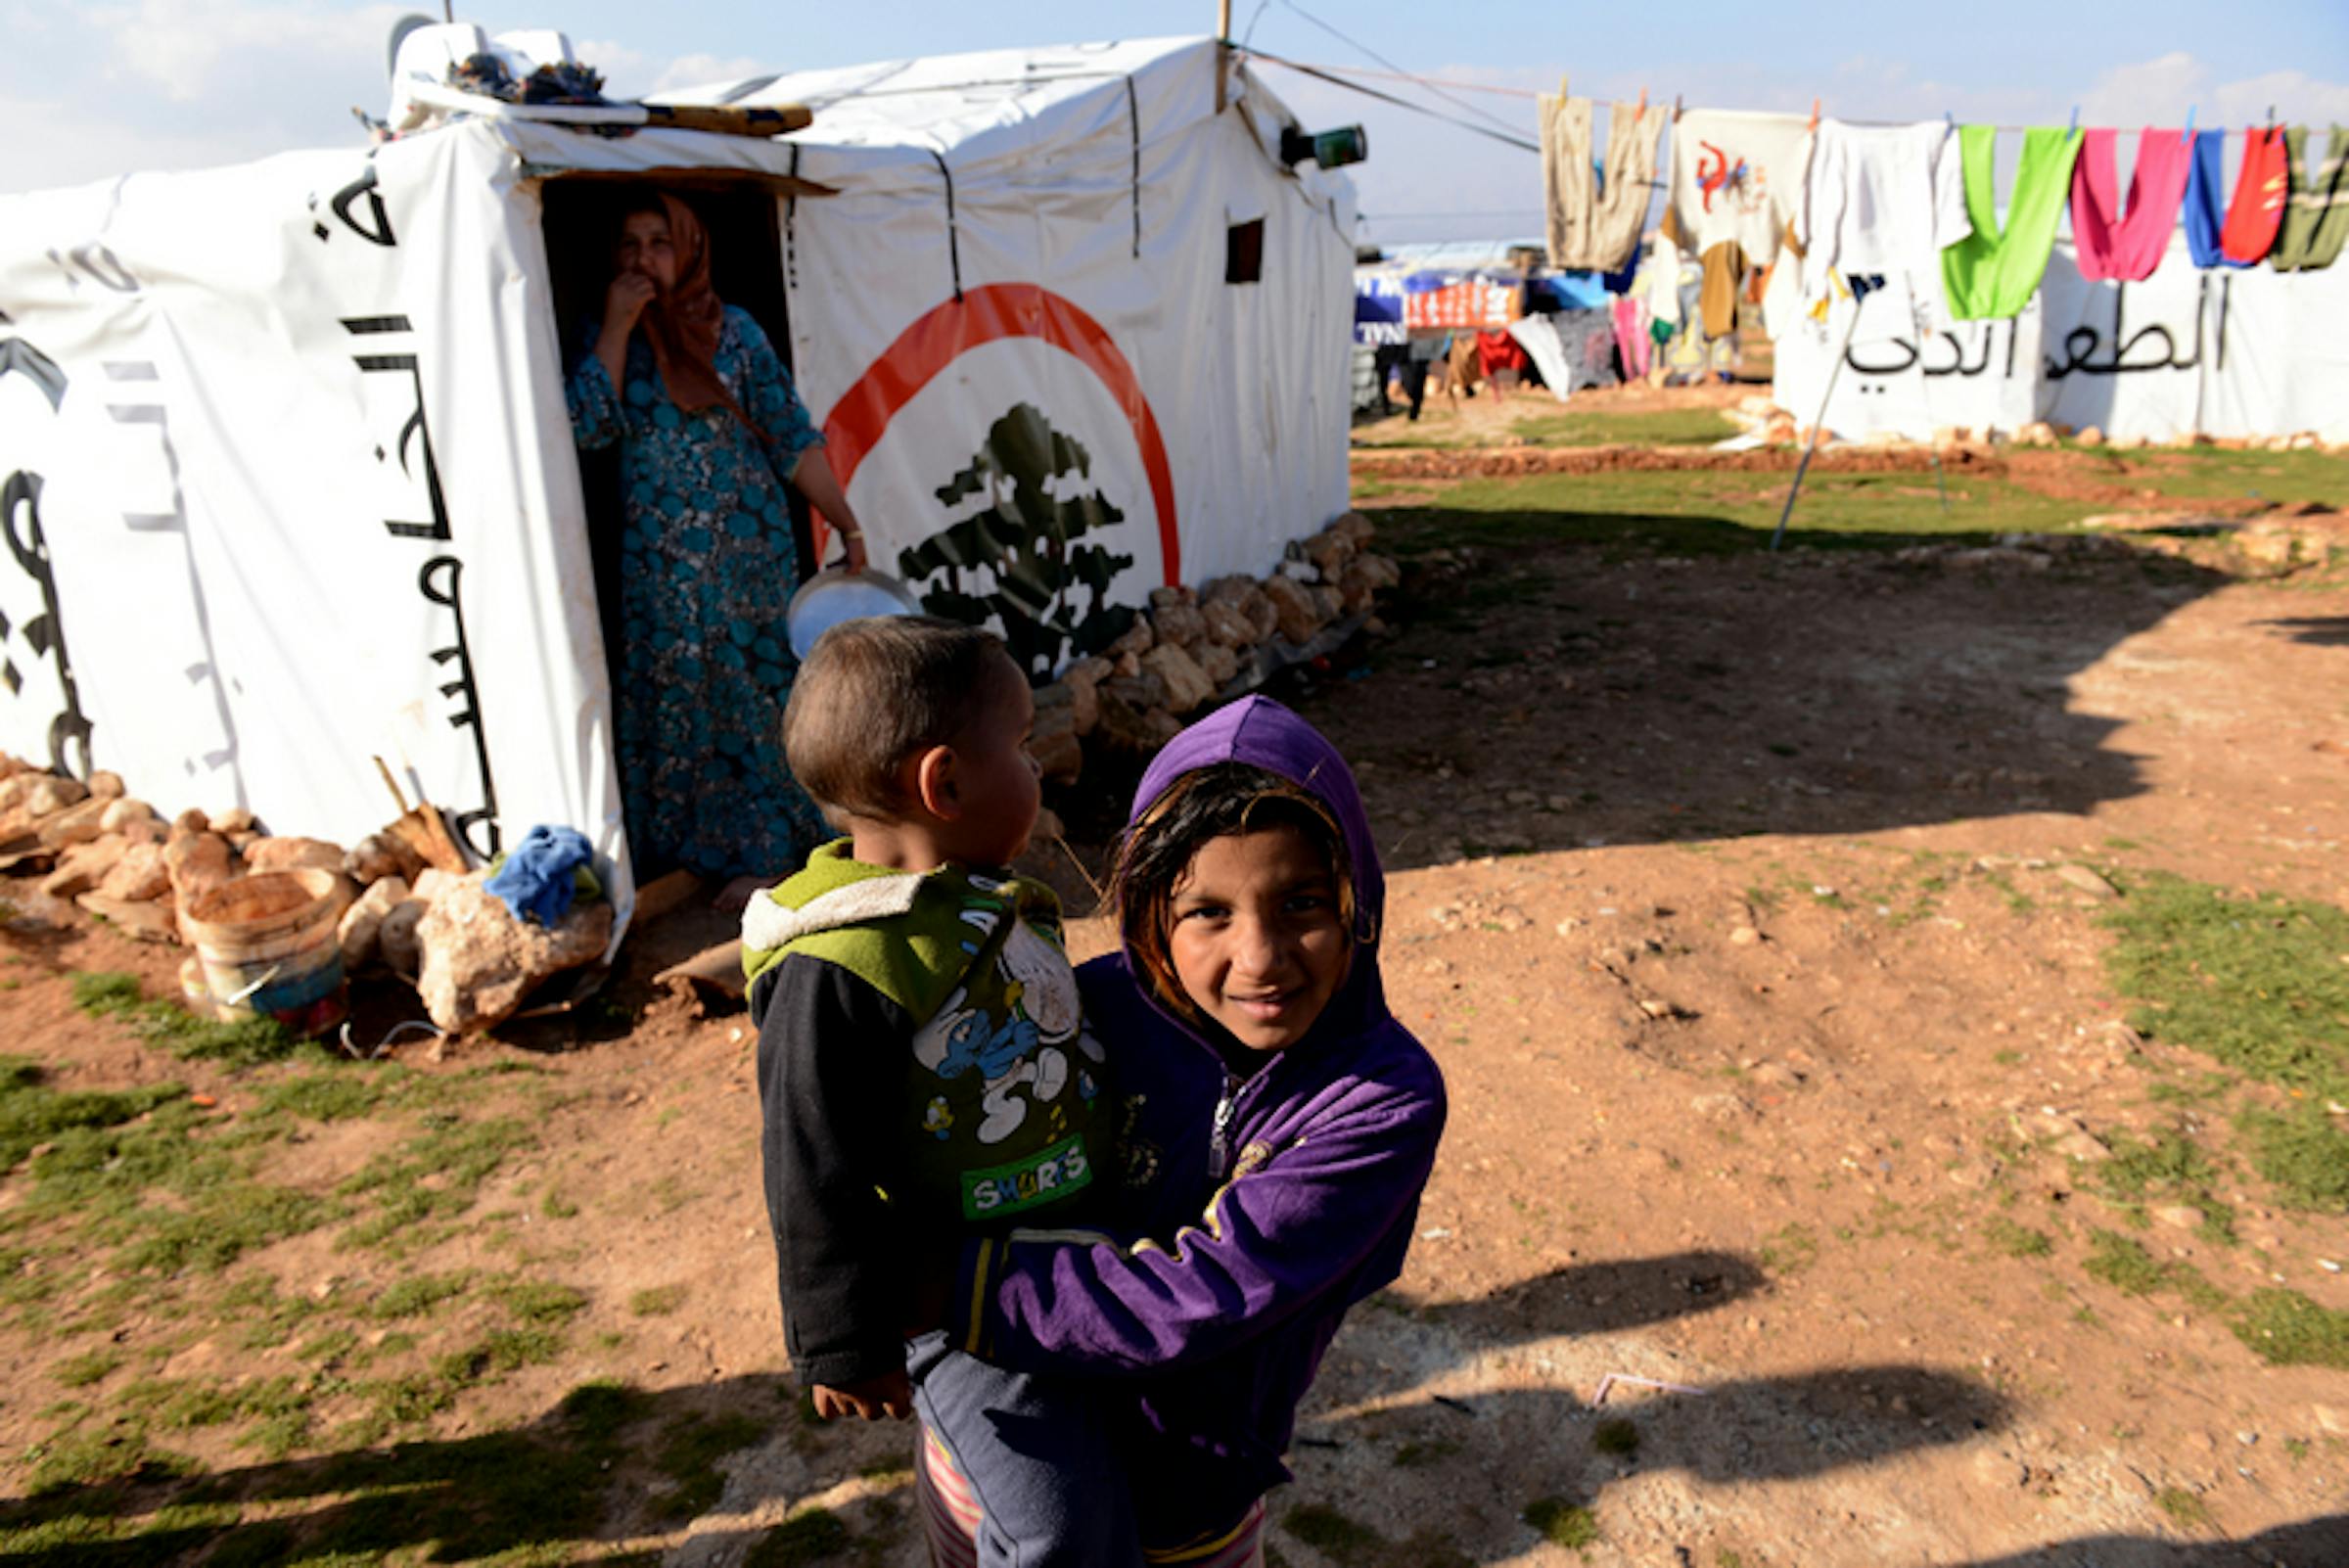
[1770,234,2349,444]
[0,35,1359,931]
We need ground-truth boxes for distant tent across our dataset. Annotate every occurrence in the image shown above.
[0,35,1359,931]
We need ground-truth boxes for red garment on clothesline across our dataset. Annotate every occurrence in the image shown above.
[2220,126,2289,264]
[1476,328,1531,377]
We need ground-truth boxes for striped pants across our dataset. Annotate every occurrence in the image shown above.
[914,1423,1267,1568]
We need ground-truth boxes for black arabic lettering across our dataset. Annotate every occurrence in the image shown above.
[43,244,140,295]
[417,556,501,861]
[1,472,95,780]
[0,338,68,410]
[344,315,451,540]
[2044,279,2212,380]
[316,166,396,248]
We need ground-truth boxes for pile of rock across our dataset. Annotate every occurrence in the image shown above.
[1725,395,1802,446]
[1028,512,1402,782]
[0,758,608,1038]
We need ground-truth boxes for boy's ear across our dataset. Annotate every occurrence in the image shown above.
[910,744,961,822]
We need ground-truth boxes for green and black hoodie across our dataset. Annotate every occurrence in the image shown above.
[744,841,1106,1390]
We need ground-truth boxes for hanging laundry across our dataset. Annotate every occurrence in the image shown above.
[1669,110,1813,267]
[2271,125,2349,272]
[1699,241,1746,338]
[2220,125,2289,264]
[2070,127,2192,282]
[1611,295,1651,378]
[1939,125,2080,319]
[1541,95,1668,271]
[2182,131,2251,269]
[1798,119,1971,303]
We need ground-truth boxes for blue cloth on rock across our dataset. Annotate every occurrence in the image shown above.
[486,824,596,926]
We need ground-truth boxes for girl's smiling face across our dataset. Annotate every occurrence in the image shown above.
[1166,824,1350,1052]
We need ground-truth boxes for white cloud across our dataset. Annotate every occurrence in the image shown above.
[86,0,404,104]
[651,52,773,96]
[2081,53,2349,127]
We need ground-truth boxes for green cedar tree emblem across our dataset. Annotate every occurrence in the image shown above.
[896,403,1137,678]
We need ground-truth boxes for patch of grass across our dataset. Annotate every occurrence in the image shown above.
[1590,1417,1639,1456]
[2096,1130,2235,1241]
[744,1509,851,1567]
[1393,1437,1459,1468]
[630,1283,687,1317]
[1983,1218,2053,1258]
[51,1347,124,1387]
[1524,1497,1599,1549]
[1284,1503,1383,1563]
[253,1072,394,1123]
[2083,1230,2228,1310]
[1758,1222,1819,1275]
[2100,875,2349,1104]
[1511,408,1737,448]
[371,1271,474,1319]
[2238,1105,2349,1213]
[0,1054,186,1172]
[2154,1486,2214,1531]
[486,1277,588,1324]
[652,1410,768,1520]
[336,1114,535,1250]
[70,969,307,1069]
[2230,1288,2349,1369]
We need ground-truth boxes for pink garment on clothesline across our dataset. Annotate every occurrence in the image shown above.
[1612,297,1650,378]
[2070,127,2194,282]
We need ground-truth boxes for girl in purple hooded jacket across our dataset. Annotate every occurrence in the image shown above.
[924,696,1448,1561]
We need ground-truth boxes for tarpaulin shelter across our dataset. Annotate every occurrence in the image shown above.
[0,34,1359,932]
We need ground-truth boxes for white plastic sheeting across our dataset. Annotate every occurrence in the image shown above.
[0,37,1357,936]
[1773,236,2349,442]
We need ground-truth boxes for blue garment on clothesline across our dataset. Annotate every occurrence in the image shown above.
[2183,131,2252,270]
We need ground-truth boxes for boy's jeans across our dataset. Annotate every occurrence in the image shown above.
[905,1329,1139,1568]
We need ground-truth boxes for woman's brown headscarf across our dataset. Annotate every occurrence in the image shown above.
[628,192,763,438]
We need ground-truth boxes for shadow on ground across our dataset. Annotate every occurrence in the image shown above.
[1944,1513,2349,1566]
[1259,514,2242,872]
[0,1375,825,1566]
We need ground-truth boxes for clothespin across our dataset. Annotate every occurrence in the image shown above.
[1635,86,1647,117]
[1944,110,1955,132]
[1673,93,1683,123]
[2067,105,2080,137]
[1808,98,1819,133]
[2183,106,2195,144]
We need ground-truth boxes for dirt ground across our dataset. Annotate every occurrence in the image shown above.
[4,431,2347,1566]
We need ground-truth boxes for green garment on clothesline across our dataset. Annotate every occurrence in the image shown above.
[1940,124,2081,321]
[2271,124,2349,272]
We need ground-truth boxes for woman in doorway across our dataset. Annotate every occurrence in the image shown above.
[569,192,870,882]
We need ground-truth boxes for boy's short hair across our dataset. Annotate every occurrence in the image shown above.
[785,615,1012,821]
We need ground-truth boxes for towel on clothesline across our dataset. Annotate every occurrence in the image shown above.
[1541,95,1667,272]
[1669,109,1813,268]
[1797,118,1970,304]
[2070,127,2191,283]
[1942,124,2081,319]
[2271,124,2349,272]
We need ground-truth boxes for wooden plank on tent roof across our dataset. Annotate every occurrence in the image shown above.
[545,167,841,199]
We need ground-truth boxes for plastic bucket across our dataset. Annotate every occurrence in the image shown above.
[181,869,352,1036]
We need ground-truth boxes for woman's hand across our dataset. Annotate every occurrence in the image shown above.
[841,528,870,575]
[594,272,658,390]
[788,449,870,575]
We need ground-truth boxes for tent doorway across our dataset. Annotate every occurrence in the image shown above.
[540,176,816,879]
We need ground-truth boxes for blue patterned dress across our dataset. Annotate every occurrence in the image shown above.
[568,305,833,878]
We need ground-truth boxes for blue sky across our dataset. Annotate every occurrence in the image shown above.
[5,1,2346,242]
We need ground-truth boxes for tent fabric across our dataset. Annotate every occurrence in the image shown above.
[2183,131,2251,269]
[1669,110,1812,267]
[2271,124,2349,272]
[2069,128,2193,283]
[1541,96,1666,272]
[1941,125,2082,319]
[1773,233,2349,443]
[0,36,1357,942]
[1797,119,1971,301]
[2221,126,2290,263]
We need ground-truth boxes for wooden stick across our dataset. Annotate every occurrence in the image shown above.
[372,755,410,815]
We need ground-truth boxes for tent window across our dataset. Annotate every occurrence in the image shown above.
[1225,218,1264,285]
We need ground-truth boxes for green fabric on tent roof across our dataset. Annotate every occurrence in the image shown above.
[1940,124,2081,321]
[2271,124,2349,273]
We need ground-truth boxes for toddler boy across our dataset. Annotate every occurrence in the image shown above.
[745,615,1130,1566]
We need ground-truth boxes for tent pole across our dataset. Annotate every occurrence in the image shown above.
[1770,300,1862,552]
[1217,0,1231,40]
